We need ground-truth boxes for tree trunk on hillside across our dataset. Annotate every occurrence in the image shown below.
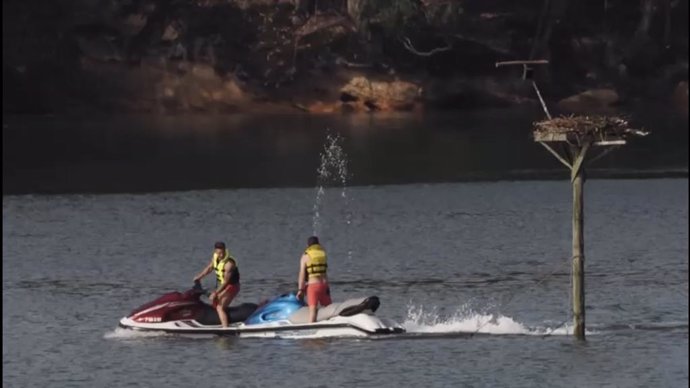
[533,0,569,60]
[347,0,368,32]
[662,0,671,47]
[636,0,656,38]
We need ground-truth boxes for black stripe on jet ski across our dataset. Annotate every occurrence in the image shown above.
[172,321,200,328]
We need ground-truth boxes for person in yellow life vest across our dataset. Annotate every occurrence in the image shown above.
[192,241,240,327]
[296,236,332,323]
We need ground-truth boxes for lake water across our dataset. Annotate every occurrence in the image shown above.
[3,109,688,194]
[3,109,688,386]
[3,178,688,387]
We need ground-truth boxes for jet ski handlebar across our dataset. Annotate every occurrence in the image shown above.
[192,280,211,296]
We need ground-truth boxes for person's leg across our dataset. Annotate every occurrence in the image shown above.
[216,296,230,327]
[216,285,240,327]
[307,284,319,323]
[320,285,332,306]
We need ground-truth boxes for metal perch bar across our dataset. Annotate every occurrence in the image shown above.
[532,81,552,120]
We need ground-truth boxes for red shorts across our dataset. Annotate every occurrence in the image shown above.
[214,284,240,308]
[306,283,331,307]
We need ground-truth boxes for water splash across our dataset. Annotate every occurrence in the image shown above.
[311,133,353,259]
[402,304,596,336]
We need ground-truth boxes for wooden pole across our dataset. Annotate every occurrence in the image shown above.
[571,144,588,339]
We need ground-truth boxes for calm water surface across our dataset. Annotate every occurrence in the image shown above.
[3,110,688,194]
[3,179,688,387]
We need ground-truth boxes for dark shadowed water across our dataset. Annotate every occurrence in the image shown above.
[3,109,688,194]
[3,179,688,387]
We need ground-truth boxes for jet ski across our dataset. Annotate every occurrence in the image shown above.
[118,282,405,338]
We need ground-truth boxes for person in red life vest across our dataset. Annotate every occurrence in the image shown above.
[193,241,240,327]
[296,236,332,323]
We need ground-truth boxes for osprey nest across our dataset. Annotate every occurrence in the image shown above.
[532,115,649,144]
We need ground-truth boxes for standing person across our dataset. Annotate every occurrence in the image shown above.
[296,236,331,323]
[193,241,240,327]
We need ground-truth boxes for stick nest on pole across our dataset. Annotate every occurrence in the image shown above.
[532,115,649,144]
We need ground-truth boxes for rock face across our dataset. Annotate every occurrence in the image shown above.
[340,76,422,111]
[557,89,620,113]
[155,64,245,112]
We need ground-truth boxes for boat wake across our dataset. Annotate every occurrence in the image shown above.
[401,305,592,337]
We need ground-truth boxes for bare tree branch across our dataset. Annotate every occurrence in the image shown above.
[400,36,451,56]
[335,56,372,68]
[495,60,549,67]
[451,33,512,55]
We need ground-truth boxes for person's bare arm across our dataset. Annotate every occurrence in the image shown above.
[296,254,307,298]
[193,260,213,282]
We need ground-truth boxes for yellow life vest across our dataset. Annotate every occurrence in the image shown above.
[305,244,327,279]
[213,250,239,286]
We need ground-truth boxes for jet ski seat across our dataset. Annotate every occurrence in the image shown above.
[287,296,380,324]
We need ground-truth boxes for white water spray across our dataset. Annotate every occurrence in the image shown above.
[402,304,595,336]
[311,133,353,259]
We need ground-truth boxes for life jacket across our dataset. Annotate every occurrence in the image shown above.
[213,250,240,287]
[305,244,327,280]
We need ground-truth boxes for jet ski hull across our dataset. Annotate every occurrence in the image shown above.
[118,288,404,338]
[118,315,404,338]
